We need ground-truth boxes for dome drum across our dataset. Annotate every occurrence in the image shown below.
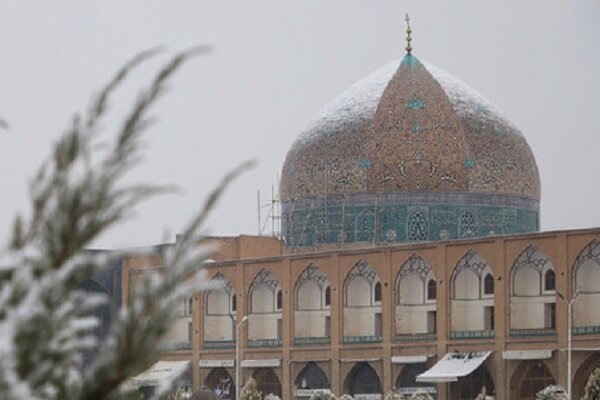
[282,192,539,247]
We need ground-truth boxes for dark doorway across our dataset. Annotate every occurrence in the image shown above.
[295,362,330,398]
[395,363,436,398]
[344,362,382,398]
[253,368,282,398]
[204,368,235,400]
[517,362,555,400]
[450,365,494,400]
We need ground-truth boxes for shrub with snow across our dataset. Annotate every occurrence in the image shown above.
[584,366,600,400]
[536,385,568,400]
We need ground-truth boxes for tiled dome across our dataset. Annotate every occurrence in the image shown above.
[281,54,540,247]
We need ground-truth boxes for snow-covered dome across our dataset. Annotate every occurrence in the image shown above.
[280,54,540,248]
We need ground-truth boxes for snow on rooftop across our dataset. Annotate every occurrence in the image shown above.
[290,56,522,152]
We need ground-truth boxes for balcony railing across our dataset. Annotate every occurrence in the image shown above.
[247,338,282,348]
[294,336,331,346]
[203,339,235,349]
[510,328,556,337]
[450,330,495,340]
[160,341,192,351]
[343,335,382,344]
[395,332,437,342]
[573,325,600,336]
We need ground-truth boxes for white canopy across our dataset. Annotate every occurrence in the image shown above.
[241,359,281,368]
[502,350,552,360]
[199,359,235,368]
[417,352,491,383]
[391,355,429,364]
[132,360,190,387]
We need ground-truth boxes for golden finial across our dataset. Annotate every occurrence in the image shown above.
[405,13,413,55]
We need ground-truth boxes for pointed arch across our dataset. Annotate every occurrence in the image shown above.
[204,368,235,400]
[572,240,600,327]
[343,260,382,339]
[513,361,555,400]
[510,245,554,296]
[452,250,493,300]
[396,255,435,305]
[451,251,495,334]
[252,368,281,398]
[248,269,282,344]
[248,269,281,313]
[205,272,235,315]
[344,260,380,307]
[343,362,382,397]
[204,273,236,342]
[295,264,329,311]
[451,365,495,400]
[572,240,600,292]
[295,362,330,391]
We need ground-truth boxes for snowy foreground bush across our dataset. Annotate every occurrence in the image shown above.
[0,48,252,400]
[536,385,568,400]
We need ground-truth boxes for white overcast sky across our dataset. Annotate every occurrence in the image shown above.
[1,1,599,249]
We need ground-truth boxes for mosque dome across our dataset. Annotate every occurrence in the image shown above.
[280,52,540,248]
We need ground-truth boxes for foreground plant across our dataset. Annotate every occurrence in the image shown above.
[0,48,252,400]
[584,367,600,400]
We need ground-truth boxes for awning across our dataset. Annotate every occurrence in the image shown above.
[392,355,429,364]
[417,352,491,383]
[340,358,381,363]
[199,359,235,368]
[132,360,190,387]
[241,359,281,368]
[502,350,552,360]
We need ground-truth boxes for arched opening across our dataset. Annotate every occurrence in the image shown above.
[573,240,600,328]
[395,255,436,339]
[395,363,435,398]
[204,368,235,399]
[204,273,235,346]
[516,362,555,400]
[544,270,555,291]
[294,265,330,342]
[374,282,382,303]
[450,365,494,400]
[248,270,282,346]
[252,368,281,398]
[509,245,556,335]
[451,251,495,336]
[484,273,494,295]
[427,279,437,300]
[572,352,600,400]
[344,362,382,399]
[295,362,330,398]
[344,260,382,341]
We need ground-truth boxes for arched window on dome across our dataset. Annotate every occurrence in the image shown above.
[459,210,477,238]
[407,208,428,241]
[544,269,555,291]
[427,279,437,300]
